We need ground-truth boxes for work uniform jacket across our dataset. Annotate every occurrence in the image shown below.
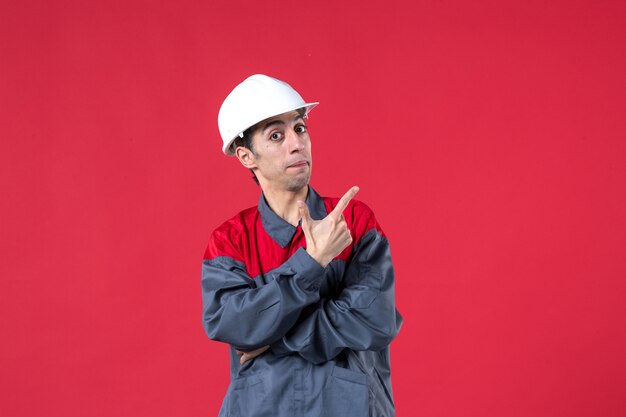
[201,186,402,417]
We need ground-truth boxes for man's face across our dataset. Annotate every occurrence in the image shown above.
[244,110,313,192]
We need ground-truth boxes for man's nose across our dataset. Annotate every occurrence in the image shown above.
[286,129,305,152]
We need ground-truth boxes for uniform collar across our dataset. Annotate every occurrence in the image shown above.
[258,186,328,248]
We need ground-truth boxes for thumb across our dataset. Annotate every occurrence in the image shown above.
[297,200,313,229]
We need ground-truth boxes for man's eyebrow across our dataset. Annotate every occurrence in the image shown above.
[262,115,304,132]
[262,120,285,132]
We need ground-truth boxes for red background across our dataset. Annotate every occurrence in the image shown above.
[1,1,625,416]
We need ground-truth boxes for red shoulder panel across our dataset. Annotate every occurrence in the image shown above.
[203,206,257,263]
[322,197,386,262]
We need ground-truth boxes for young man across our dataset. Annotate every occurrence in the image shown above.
[201,74,402,417]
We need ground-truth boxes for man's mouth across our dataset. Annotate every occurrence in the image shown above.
[287,160,308,168]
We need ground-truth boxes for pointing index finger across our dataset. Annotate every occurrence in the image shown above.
[330,186,359,218]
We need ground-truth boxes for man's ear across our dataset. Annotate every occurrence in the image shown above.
[235,146,257,169]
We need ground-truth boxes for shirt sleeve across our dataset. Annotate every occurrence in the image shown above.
[269,225,403,365]
[201,227,325,350]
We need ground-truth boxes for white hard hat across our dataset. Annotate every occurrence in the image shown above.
[218,74,319,155]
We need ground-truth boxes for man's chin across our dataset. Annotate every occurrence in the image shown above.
[285,175,310,192]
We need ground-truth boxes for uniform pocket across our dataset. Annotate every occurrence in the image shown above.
[226,375,267,417]
[321,366,368,417]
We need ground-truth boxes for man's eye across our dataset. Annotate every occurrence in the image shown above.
[270,132,283,141]
[295,124,307,133]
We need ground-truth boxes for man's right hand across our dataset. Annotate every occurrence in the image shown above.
[298,186,359,268]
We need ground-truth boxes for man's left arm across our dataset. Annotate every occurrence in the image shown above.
[269,208,403,365]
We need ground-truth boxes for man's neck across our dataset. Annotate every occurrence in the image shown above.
[262,185,309,227]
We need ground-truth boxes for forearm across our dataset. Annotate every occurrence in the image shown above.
[202,247,325,350]
[271,231,403,364]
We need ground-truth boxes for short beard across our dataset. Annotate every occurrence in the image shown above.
[285,172,311,192]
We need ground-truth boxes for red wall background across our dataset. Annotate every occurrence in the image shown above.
[1,1,625,416]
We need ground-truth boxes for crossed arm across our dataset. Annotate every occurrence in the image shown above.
[270,228,401,364]
[201,187,401,364]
